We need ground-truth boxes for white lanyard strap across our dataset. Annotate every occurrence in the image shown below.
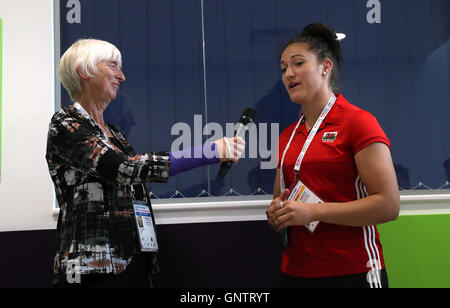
[280,93,336,190]
[280,118,302,191]
[293,93,336,174]
[74,102,109,140]
[73,102,91,119]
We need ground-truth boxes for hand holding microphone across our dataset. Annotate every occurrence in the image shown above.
[213,136,246,164]
[218,108,256,177]
[168,108,253,178]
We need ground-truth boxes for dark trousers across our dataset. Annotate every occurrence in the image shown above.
[281,268,389,288]
[54,254,153,288]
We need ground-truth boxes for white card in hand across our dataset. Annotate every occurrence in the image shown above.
[288,180,322,233]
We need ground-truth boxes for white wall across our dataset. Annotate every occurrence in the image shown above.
[0,0,57,231]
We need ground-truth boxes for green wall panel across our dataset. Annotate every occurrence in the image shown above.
[378,214,450,288]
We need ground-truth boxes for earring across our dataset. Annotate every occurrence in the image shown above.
[323,71,327,76]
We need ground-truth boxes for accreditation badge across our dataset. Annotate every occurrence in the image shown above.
[133,201,159,253]
[282,180,323,246]
[288,180,322,233]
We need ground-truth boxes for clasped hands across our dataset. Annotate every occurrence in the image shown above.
[266,189,316,232]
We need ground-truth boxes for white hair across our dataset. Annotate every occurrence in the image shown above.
[57,39,122,102]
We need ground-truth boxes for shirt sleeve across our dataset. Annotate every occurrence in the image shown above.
[349,109,391,155]
[46,114,169,185]
[169,143,220,176]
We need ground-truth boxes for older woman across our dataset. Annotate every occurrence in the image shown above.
[47,39,244,288]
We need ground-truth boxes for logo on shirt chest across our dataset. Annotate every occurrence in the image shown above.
[322,132,338,143]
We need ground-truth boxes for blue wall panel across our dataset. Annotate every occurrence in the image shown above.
[58,0,450,197]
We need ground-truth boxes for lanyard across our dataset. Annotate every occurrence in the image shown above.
[73,102,109,140]
[280,93,336,191]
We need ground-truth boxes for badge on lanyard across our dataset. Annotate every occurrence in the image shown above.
[288,180,323,233]
[133,201,159,253]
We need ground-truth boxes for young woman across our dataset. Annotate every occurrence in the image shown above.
[266,23,399,288]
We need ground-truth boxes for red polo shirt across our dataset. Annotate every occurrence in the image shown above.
[278,94,390,278]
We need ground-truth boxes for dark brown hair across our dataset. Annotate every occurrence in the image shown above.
[282,23,342,92]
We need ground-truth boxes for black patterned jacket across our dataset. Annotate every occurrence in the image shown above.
[46,104,169,279]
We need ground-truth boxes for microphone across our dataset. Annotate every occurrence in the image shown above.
[218,108,256,177]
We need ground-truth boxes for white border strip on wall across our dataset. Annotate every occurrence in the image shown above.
[152,196,270,225]
[151,192,450,225]
[51,190,450,225]
[398,192,450,216]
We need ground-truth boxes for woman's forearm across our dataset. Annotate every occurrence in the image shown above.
[169,143,219,176]
[313,193,400,227]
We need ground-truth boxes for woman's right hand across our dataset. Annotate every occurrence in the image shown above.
[267,189,290,232]
[213,136,246,163]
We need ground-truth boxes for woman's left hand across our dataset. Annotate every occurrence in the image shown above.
[271,200,317,232]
